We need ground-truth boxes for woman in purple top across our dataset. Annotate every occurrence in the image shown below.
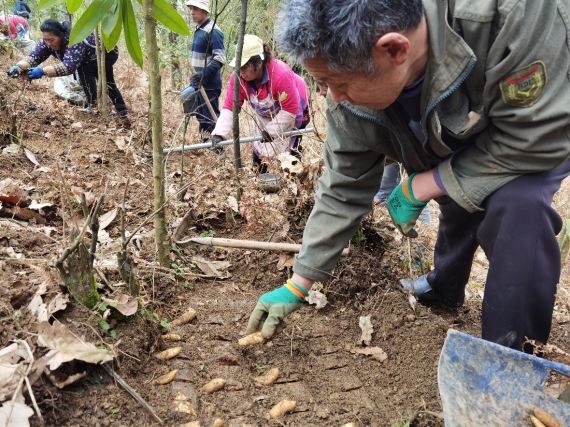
[8,19,128,118]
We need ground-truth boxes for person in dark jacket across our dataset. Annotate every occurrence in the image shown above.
[13,0,30,19]
[8,19,128,118]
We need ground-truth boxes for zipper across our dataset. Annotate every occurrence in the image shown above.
[339,103,417,169]
[421,55,477,140]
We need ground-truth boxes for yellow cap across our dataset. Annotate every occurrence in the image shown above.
[229,34,264,68]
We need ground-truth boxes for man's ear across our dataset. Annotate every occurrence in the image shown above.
[372,33,410,66]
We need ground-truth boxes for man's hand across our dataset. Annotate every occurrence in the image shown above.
[8,65,21,78]
[246,279,307,339]
[27,67,45,80]
[191,72,203,86]
[387,172,427,238]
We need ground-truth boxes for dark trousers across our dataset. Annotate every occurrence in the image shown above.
[427,159,570,351]
[76,50,127,112]
[196,89,220,140]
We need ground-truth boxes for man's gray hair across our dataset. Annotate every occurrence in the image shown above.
[275,0,424,76]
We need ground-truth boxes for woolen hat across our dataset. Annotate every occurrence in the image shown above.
[229,35,264,68]
[185,0,209,13]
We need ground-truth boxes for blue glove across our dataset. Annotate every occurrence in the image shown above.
[17,30,25,39]
[8,65,21,77]
[27,67,45,80]
[387,172,427,238]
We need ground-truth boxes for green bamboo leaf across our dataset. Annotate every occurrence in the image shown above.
[69,0,116,46]
[101,0,120,34]
[133,0,190,36]
[101,0,122,51]
[66,0,83,14]
[38,0,60,11]
[151,0,190,36]
[122,0,143,68]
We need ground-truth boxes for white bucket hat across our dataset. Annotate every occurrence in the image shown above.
[229,34,264,68]
[185,0,210,13]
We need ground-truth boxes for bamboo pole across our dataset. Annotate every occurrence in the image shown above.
[143,0,170,268]
[188,63,217,122]
[176,237,350,256]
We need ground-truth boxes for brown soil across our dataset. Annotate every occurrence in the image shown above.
[0,49,569,427]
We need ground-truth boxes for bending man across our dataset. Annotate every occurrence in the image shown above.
[247,0,570,352]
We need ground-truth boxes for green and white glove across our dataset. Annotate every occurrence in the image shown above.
[387,172,427,238]
[246,279,307,339]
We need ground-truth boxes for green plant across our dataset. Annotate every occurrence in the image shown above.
[200,230,216,238]
[184,281,195,290]
[171,262,185,274]
[12,310,22,320]
[253,363,264,376]
[391,411,412,427]
[111,407,121,414]
[200,363,205,371]
[141,310,171,329]
[350,222,365,245]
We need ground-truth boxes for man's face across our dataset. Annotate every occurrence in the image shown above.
[189,6,208,25]
[304,55,407,110]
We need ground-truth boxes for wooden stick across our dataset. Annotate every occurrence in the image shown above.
[188,63,217,122]
[102,364,163,424]
[176,237,350,256]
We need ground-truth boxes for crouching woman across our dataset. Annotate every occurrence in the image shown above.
[8,19,128,118]
[208,35,310,173]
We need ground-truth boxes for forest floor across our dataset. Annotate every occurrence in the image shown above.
[1,50,570,427]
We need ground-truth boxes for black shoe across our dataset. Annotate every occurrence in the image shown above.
[113,110,129,119]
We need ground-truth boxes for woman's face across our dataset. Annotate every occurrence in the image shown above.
[239,61,263,82]
[42,32,62,50]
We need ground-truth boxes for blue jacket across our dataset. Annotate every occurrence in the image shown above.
[191,18,226,90]
[13,1,30,18]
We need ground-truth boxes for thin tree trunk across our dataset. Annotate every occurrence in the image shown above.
[94,26,102,107]
[232,0,248,200]
[143,0,170,268]
[94,26,108,115]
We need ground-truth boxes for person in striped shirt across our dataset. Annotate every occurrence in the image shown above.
[185,0,225,141]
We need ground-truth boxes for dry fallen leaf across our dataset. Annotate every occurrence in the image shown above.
[44,368,88,389]
[114,137,126,152]
[28,292,69,322]
[0,401,34,427]
[2,144,19,155]
[276,252,295,270]
[36,321,115,370]
[99,208,118,230]
[23,148,40,166]
[308,290,328,309]
[408,294,417,312]
[102,294,138,316]
[172,391,197,416]
[278,152,305,177]
[192,256,231,278]
[359,315,374,346]
[227,196,239,213]
[350,346,388,362]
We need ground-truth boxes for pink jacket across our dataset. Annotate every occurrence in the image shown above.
[0,15,27,39]
[214,58,309,158]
